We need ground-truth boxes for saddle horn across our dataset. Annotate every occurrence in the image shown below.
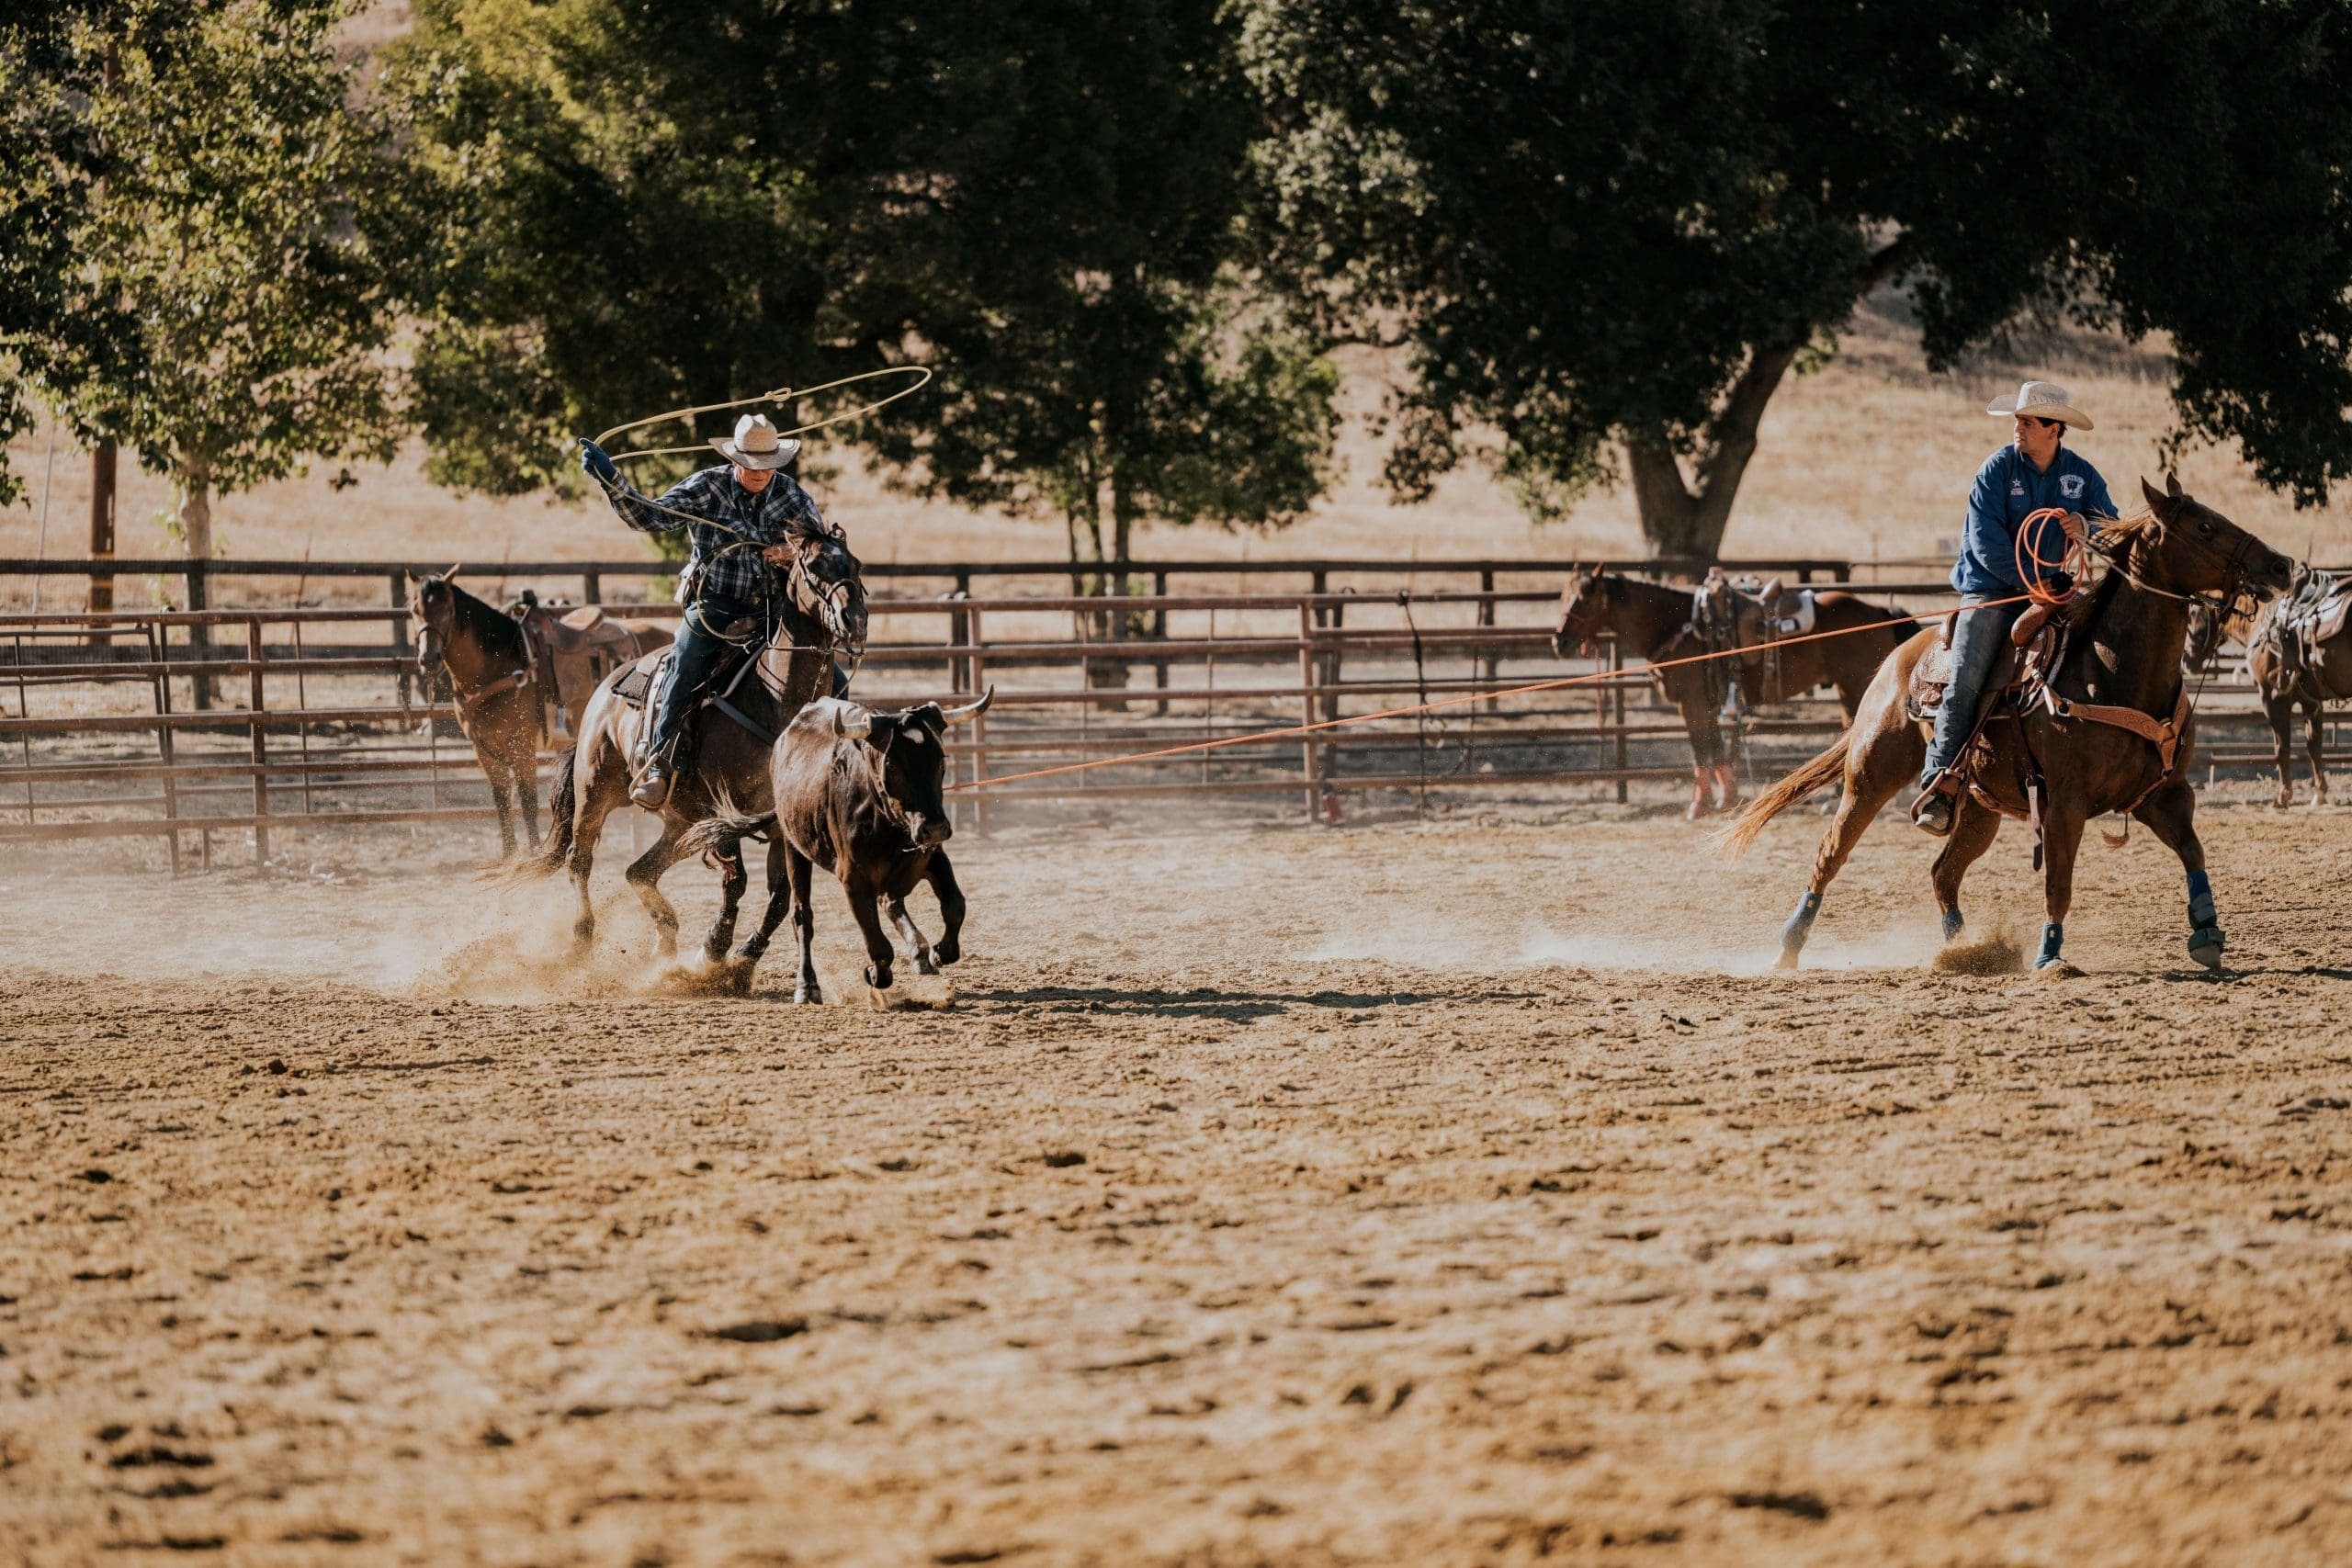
[831,701,874,740]
[939,685,995,727]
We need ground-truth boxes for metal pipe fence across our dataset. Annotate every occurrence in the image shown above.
[0,556,2339,867]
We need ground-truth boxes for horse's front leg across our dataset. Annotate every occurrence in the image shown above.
[2132,778,2226,969]
[2034,797,2089,972]
[485,760,519,860]
[1930,801,2002,945]
[623,824,691,958]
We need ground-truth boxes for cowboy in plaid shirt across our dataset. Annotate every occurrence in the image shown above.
[577,412,831,807]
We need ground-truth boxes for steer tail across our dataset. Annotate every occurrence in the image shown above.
[1718,733,1850,861]
[504,748,577,881]
[677,798,777,866]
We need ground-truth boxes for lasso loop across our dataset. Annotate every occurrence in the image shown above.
[581,364,932,540]
[596,366,933,463]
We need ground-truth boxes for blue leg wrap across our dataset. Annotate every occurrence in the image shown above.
[1940,908,1965,943]
[2186,869,2224,964]
[2186,869,2217,931]
[1781,890,1822,954]
[2035,921,2065,970]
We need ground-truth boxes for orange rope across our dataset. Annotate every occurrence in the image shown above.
[948,590,2033,794]
[2015,506,2087,606]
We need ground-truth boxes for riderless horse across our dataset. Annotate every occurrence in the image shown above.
[1724,478,2294,973]
[513,527,867,970]
[2188,570,2350,807]
[1553,565,1914,818]
[408,567,673,859]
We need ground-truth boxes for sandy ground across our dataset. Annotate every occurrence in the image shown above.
[4,792,2352,1565]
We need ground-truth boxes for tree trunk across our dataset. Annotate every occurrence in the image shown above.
[1622,340,1798,564]
[176,457,218,708]
[1620,239,1916,564]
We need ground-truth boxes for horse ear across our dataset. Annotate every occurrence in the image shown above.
[2141,477,2171,514]
[2165,472,2183,500]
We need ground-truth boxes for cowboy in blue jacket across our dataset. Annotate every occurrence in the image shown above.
[1913,380,2115,835]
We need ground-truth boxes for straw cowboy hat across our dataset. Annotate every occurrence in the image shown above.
[710,412,801,469]
[1986,379,2094,431]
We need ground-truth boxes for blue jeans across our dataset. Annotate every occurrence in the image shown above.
[1921,598,2023,784]
[645,595,755,761]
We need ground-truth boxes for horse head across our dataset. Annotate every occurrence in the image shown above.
[778,529,868,652]
[2125,475,2296,611]
[405,562,467,678]
[1552,561,1611,658]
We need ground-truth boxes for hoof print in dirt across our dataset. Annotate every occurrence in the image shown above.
[703,1317,808,1344]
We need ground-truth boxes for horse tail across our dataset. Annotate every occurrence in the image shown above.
[1717,732,1850,860]
[508,748,577,880]
[677,806,776,867]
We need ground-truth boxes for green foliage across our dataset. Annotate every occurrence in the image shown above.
[393,0,1339,560]
[0,0,402,536]
[1239,0,2352,552]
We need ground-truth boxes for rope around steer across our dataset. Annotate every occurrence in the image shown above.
[946,592,2035,794]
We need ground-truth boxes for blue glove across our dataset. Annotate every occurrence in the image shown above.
[577,438,618,488]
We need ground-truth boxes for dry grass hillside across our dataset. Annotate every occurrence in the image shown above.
[5,296,2343,605]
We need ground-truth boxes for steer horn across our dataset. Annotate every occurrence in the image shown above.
[831,702,874,740]
[940,685,995,727]
[445,562,463,582]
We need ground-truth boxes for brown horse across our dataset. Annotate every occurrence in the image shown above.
[1552,565,1915,818]
[1724,477,2294,973]
[514,528,868,971]
[408,566,544,859]
[2189,577,2348,807]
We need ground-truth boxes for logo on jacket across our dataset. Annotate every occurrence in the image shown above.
[2059,473,2086,500]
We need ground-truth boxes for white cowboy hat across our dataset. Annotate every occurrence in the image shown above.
[709,412,801,470]
[1986,379,2094,431]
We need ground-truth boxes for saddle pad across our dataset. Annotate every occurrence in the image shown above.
[612,650,666,708]
[2313,587,2352,645]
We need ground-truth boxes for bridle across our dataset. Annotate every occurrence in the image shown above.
[1555,571,1611,653]
[2088,505,2271,627]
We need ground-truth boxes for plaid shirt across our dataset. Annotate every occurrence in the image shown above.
[602,464,832,605]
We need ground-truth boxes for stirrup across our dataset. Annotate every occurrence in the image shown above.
[1910,776,1959,837]
[629,758,673,809]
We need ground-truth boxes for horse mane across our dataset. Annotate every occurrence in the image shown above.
[449,578,529,660]
[2070,508,2160,635]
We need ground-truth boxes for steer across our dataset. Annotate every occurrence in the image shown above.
[682,690,990,1003]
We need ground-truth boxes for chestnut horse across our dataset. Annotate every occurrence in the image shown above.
[1724,478,2294,973]
[513,528,867,973]
[1552,565,1914,818]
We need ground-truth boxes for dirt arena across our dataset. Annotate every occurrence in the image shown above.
[5,791,2351,1565]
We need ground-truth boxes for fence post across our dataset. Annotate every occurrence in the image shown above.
[1298,602,1321,821]
[583,570,603,605]
[246,617,269,865]
[1153,570,1170,716]
[967,604,989,837]
[1611,636,1628,804]
[386,570,411,714]
[1478,568,1498,708]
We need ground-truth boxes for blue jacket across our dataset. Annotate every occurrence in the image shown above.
[1951,444,2115,597]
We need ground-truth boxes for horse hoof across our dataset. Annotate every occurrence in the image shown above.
[912,955,940,977]
[935,938,961,966]
[2188,928,2226,970]
[1686,803,1710,822]
[1774,949,1801,972]
[793,984,823,1006]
